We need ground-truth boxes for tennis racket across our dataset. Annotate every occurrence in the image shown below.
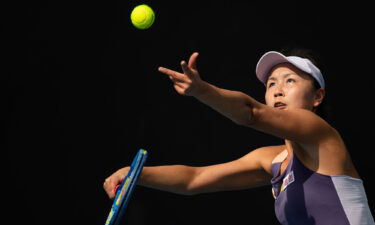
[104,149,148,225]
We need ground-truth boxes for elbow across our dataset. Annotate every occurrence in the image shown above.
[236,105,258,127]
[168,186,198,196]
[179,181,200,196]
[236,94,261,127]
[182,170,202,196]
[183,185,201,196]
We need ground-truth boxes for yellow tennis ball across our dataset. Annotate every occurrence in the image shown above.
[130,4,155,30]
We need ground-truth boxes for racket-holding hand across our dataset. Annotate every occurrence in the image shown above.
[103,167,130,199]
[158,52,206,97]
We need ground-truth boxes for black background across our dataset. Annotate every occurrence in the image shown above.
[4,1,374,225]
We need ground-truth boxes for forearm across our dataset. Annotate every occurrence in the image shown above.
[195,81,260,125]
[138,165,197,195]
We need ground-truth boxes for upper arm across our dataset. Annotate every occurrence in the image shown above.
[248,104,333,146]
[187,147,278,194]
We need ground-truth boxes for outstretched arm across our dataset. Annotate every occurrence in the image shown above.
[103,165,198,198]
[103,147,275,198]
[158,52,260,125]
[158,52,334,148]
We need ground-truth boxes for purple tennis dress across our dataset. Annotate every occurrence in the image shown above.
[271,151,374,225]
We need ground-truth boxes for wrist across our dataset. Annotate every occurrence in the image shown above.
[138,166,148,185]
[193,80,211,98]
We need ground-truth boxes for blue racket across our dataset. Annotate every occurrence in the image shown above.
[105,149,148,225]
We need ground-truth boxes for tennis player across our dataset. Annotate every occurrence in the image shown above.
[104,48,374,225]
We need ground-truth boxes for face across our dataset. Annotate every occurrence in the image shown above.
[265,63,325,111]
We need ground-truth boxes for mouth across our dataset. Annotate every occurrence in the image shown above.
[274,102,287,109]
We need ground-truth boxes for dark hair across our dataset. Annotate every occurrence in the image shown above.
[279,47,332,121]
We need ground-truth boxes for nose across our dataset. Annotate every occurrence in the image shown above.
[274,85,284,97]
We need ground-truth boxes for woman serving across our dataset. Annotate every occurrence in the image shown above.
[104,49,374,225]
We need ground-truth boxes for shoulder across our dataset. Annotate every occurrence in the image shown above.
[251,106,336,147]
[299,119,346,158]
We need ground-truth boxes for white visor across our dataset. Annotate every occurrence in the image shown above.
[255,51,325,88]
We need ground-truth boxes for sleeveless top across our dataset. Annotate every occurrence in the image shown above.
[270,150,375,225]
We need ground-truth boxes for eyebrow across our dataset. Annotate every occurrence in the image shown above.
[268,73,295,82]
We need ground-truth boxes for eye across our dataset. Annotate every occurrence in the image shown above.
[268,82,275,88]
[287,78,295,83]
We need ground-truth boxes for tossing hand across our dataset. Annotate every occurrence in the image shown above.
[158,52,205,97]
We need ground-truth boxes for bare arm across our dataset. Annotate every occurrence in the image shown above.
[103,147,276,198]
[158,52,333,147]
[143,147,274,195]
[186,147,275,194]
[139,165,198,195]
[194,81,260,125]
[193,81,331,145]
[103,165,197,198]
[250,105,333,145]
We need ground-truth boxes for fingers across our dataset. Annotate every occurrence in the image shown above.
[158,53,200,96]
[180,60,193,77]
[168,74,186,84]
[188,52,199,70]
[158,67,186,82]
[174,84,187,95]
[103,173,127,199]
[103,177,116,199]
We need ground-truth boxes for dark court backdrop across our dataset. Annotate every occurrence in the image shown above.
[4,1,374,225]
